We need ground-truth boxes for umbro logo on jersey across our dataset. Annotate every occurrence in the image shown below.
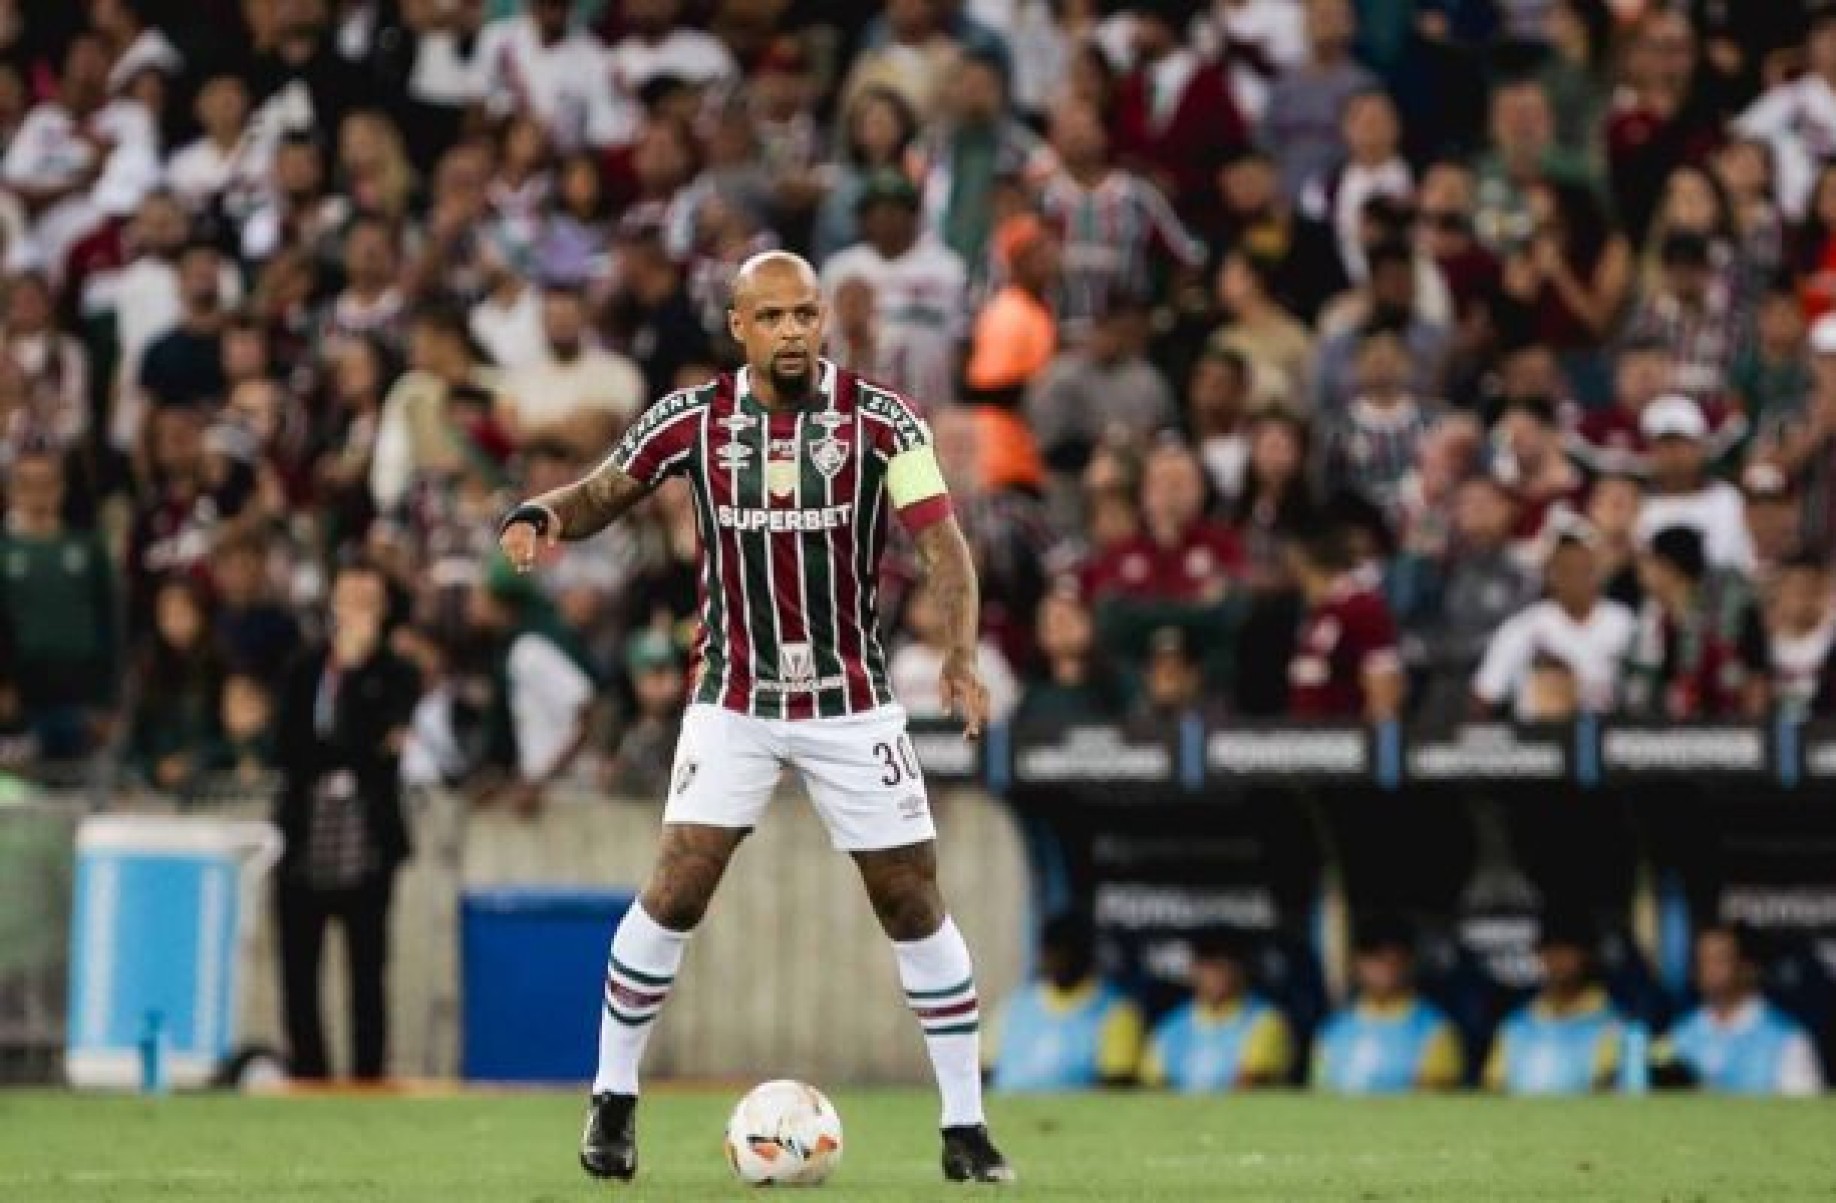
[716,442,753,467]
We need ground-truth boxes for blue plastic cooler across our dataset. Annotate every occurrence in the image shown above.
[461,887,635,1083]
[66,816,280,1089]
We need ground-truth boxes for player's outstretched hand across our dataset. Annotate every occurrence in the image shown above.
[499,510,557,573]
[940,652,991,741]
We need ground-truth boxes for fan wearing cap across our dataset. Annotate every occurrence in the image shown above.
[819,169,969,409]
[1735,1,1836,221]
[1633,394,1757,573]
[1484,912,1626,1096]
[1625,526,1770,720]
[1472,521,1636,720]
[1313,916,1462,1094]
[1142,929,1295,1092]
[1110,0,1249,229]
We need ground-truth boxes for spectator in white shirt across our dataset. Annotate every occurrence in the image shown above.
[165,74,268,217]
[1473,524,1637,719]
[1735,4,1836,221]
[2,34,159,279]
[605,0,739,107]
[1301,89,1414,281]
[93,0,184,105]
[1634,395,1756,573]
[499,284,646,456]
[891,577,1021,726]
[819,170,969,409]
[475,0,631,152]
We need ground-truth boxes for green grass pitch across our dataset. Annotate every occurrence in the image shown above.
[2,1090,1832,1201]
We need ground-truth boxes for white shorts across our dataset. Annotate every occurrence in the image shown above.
[662,703,936,852]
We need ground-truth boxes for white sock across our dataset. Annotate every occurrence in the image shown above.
[894,916,985,1128]
[592,903,689,1096]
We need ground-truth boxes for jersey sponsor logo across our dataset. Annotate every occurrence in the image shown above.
[810,436,848,478]
[715,502,854,532]
[755,674,850,695]
[781,642,815,682]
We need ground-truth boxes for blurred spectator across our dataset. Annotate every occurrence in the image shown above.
[467,559,598,816]
[1500,182,1631,397]
[839,0,963,125]
[1313,918,1463,1094]
[1311,241,1449,412]
[1605,9,1723,246]
[203,670,279,786]
[1537,0,1613,173]
[126,575,222,794]
[1759,313,1836,550]
[990,912,1144,1091]
[964,215,1059,410]
[820,170,967,408]
[604,0,738,104]
[1626,526,1770,720]
[1490,396,1583,543]
[1030,294,1176,486]
[812,87,922,266]
[1474,77,1592,260]
[1084,438,1242,666]
[1568,336,1676,477]
[1318,325,1441,518]
[1142,928,1294,1092]
[209,530,302,681]
[139,240,229,410]
[1186,347,1255,506]
[497,284,645,456]
[603,628,687,799]
[1283,522,1404,721]
[1623,232,1737,401]
[369,301,508,514]
[240,132,350,267]
[126,403,253,636]
[1013,580,1126,727]
[2,32,158,280]
[1134,625,1206,719]
[1634,395,1756,573]
[1259,0,1375,203]
[1213,148,1347,322]
[1,272,88,449]
[1731,285,1812,434]
[890,577,1021,726]
[1410,476,1540,722]
[273,558,419,1082]
[1039,97,1205,340]
[1484,913,1624,1095]
[1302,89,1412,281]
[1741,464,1807,584]
[917,48,1048,274]
[1473,524,1635,720]
[605,231,711,400]
[1664,926,1826,1097]
[1111,0,1248,229]
[1767,555,1836,722]
[475,0,627,152]
[0,448,119,760]
[1231,407,1318,591]
[1734,3,1836,223]
[1208,249,1313,408]
[319,216,408,359]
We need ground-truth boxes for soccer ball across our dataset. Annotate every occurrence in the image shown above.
[723,1079,844,1186]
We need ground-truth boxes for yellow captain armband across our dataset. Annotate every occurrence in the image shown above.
[887,443,953,532]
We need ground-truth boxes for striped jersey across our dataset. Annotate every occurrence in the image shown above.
[1037,169,1207,333]
[603,359,952,719]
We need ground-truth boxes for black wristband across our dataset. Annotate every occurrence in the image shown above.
[499,502,555,540]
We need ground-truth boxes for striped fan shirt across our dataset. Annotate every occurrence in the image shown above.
[603,359,952,720]
[1037,169,1207,332]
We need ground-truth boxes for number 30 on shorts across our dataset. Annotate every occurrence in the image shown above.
[874,736,920,786]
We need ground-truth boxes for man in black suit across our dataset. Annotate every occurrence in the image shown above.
[274,558,419,1081]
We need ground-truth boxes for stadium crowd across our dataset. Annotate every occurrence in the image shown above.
[1,0,1835,803]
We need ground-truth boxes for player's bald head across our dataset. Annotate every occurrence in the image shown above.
[731,251,819,309]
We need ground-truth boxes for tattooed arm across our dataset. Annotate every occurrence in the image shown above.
[498,460,651,571]
[914,516,991,739]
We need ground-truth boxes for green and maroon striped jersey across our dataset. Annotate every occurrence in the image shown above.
[603,359,952,719]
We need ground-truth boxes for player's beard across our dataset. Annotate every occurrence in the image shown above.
[767,361,815,403]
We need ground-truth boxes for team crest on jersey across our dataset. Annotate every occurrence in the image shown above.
[780,642,815,682]
[809,436,847,478]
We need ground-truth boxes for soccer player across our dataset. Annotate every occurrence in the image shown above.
[497,251,1015,1184]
